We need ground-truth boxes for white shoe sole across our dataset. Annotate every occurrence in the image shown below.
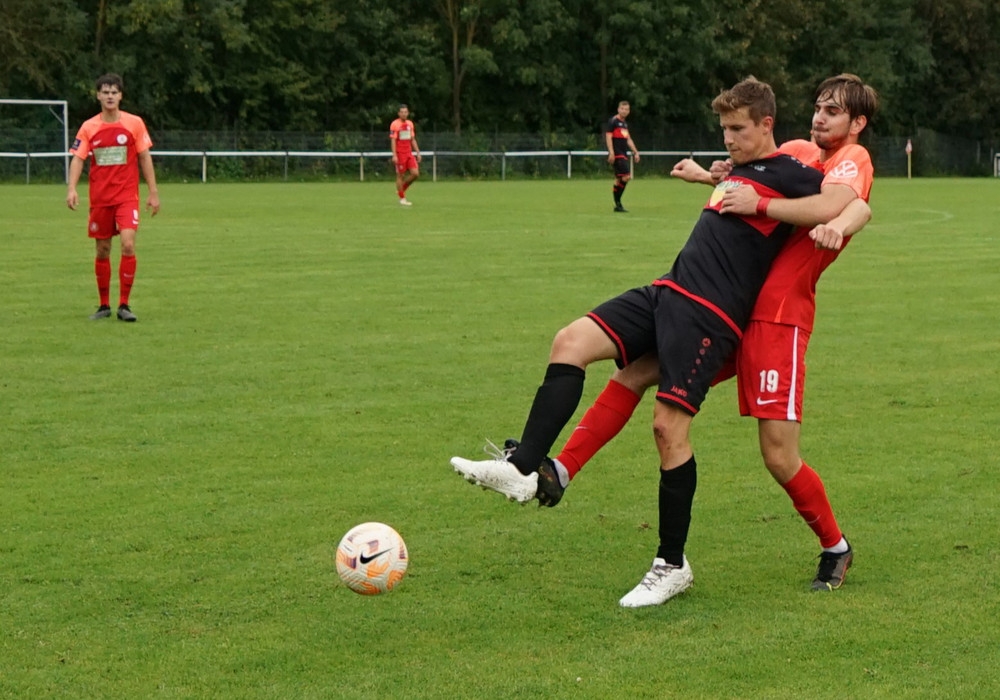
[450,456,538,503]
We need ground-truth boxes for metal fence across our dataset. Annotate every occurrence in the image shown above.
[0,128,996,183]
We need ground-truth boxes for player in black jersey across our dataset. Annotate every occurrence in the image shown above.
[452,78,825,605]
[605,101,640,212]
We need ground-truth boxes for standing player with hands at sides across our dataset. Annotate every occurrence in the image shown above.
[452,77,843,605]
[606,101,640,212]
[390,104,421,206]
[523,74,879,601]
[67,73,160,322]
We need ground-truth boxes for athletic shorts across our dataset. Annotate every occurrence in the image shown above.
[589,285,739,415]
[612,155,631,177]
[395,153,419,174]
[88,201,140,239]
[736,321,810,421]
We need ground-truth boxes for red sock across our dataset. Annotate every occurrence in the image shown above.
[555,379,641,480]
[118,255,136,306]
[95,257,111,307]
[402,180,412,193]
[781,463,843,549]
[397,189,405,198]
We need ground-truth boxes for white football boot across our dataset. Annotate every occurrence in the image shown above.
[450,440,538,504]
[619,556,693,608]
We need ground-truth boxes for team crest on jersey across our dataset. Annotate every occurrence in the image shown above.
[117,134,128,145]
[709,179,742,207]
[828,160,858,179]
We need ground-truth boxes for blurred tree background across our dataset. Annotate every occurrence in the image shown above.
[2,0,997,172]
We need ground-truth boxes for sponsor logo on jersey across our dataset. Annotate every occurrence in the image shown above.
[828,160,858,179]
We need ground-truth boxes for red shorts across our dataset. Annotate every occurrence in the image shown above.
[88,201,140,239]
[395,153,419,174]
[736,321,810,421]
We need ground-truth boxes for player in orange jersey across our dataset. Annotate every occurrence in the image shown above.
[538,74,879,598]
[67,73,160,322]
[389,104,422,206]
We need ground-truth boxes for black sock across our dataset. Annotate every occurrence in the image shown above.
[656,456,697,566]
[509,363,586,475]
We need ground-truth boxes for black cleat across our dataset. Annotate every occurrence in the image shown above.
[812,540,853,591]
[89,305,112,320]
[503,438,566,507]
[613,204,628,213]
[535,458,566,507]
[116,304,137,322]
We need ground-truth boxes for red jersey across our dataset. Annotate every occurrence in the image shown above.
[70,111,153,208]
[389,118,416,156]
[749,140,873,331]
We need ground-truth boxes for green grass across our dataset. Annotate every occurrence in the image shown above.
[2,178,999,698]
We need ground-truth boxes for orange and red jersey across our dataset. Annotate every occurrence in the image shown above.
[70,111,153,208]
[749,140,874,332]
[389,118,416,155]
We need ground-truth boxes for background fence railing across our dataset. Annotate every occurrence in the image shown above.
[1,128,996,183]
[0,149,733,184]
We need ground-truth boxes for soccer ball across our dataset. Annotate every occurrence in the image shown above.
[335,522,408,595]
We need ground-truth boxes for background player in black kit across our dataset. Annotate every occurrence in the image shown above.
[452,78,825,606]
[605,101,640,212]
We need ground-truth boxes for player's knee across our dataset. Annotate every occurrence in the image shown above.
[613,358,659,394]
[550,319,605,366]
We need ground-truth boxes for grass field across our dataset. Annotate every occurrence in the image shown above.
[2,177,999,698]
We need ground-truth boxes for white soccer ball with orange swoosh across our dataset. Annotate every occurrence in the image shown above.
[336,522,408,595]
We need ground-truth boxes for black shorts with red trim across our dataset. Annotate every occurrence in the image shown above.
[588,285,739,415]
[612,155,631,177]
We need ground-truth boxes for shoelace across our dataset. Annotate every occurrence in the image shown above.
[815,551,843,581]
[482,438,515,461]
[639,563,679,590]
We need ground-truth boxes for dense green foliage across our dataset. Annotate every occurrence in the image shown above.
[2,0,999,143]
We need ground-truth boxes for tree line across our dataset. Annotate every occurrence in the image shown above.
[2,0,999,146]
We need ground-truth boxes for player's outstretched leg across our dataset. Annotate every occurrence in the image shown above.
[450,440,538,504]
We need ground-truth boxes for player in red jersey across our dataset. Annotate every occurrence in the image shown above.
[605,101,641,212]
[67,73,160,322]
[536,74,879,597]
[452,78,846,607]
[389,104,422,206]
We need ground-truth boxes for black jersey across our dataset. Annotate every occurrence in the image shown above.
[655,153,824,332]
[606,116,631,156]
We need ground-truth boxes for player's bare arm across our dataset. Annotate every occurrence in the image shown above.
[809,197,871,251]
[605,132,615,163]
[720,182,858,227]
[670,158,715,185]
[628,138,640,163]
[138,150,160,216]
[66,156,85,210]
[412,136,422,163]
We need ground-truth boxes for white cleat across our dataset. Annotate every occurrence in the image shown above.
[399,198,413,206]
[619,557,693,608]
[450,455,538,504]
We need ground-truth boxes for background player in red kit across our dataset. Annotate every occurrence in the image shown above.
[67,73,160,322]
[390,104,422,206]
[605,101,640,212]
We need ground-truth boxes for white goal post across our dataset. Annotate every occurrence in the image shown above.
[995,152,1000,178]
[0,98,70,182]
